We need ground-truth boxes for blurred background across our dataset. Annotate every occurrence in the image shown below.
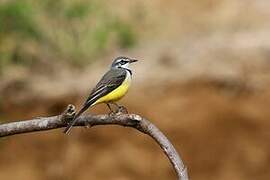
[0,0,270,179]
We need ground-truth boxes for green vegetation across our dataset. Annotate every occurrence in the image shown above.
[113,21,136,48]
[0,0,137,72]
[0,1,41,39]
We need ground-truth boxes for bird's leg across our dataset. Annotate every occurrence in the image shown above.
[112,102,128,114]
[106,103,116,116]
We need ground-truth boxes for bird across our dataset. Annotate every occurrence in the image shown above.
[63,56,138,134]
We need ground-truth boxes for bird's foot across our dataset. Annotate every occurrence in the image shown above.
[117,105,128,114]
[107,103,116,116]
[108,111,116,116]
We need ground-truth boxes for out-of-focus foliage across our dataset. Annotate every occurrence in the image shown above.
[0,0,137,73]
[0,1,40,39]
[0,1,41,74]
[1,1,270,180]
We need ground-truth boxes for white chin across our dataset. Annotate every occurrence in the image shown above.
[121,63,130,69]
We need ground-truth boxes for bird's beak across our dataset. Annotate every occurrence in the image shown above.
[129,59,138,63]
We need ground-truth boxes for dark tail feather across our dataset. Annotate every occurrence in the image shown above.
[63,104,90,134]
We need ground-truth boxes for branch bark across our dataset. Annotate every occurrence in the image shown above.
[0,105,188,180]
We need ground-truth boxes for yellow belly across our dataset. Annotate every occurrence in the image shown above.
[94,77,131,105]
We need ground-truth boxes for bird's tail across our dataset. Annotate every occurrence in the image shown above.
[63,104,90,135]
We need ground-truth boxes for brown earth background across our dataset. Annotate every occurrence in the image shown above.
[0,0,270,179]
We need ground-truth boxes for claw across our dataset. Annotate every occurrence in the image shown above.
[117,105,128,114]
[108,111,115,116]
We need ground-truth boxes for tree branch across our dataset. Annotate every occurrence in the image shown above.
[0,105,188,180]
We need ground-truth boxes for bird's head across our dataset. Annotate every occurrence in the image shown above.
[111,56,138,69]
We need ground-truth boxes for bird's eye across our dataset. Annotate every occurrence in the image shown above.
[120,60,126,65]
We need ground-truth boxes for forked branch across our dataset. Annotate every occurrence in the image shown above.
[0,105,188,180]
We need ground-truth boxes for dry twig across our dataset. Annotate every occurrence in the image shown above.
[0,105,188,180]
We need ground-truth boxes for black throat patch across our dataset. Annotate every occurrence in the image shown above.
[122,68,132,75]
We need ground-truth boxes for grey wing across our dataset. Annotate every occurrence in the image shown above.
[63,68,126,134]
[84,68,127,106]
